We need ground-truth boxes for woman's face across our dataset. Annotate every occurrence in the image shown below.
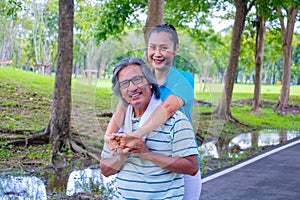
[147,31,178,71]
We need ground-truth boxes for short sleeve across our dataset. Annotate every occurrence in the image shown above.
[170,112,198,158]
[160,67,194,122]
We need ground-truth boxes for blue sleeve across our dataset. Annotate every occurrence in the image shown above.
[179,70,194,90]
[160,68,194,122]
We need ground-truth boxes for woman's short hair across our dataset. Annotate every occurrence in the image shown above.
[112,57,160,104]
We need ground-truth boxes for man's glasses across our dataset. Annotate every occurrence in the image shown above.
[119,76,146,89]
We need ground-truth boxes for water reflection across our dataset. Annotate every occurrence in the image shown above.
[200,129,300,159]
[0,175,47,200]
[200,141,219,158]
[66,167,115,198]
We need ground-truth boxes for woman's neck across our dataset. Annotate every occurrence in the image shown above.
[154,68,170,85]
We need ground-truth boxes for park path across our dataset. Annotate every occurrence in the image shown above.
[200,137,300,200]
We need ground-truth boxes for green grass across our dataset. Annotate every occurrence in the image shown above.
[194,82,300,132]
[0,67,55,96]
[1,66,300,181]
[2,66,300,133]
[195,82,300,94]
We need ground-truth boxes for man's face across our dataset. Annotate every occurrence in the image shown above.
[147,31,178,71]
[118,64,152,116]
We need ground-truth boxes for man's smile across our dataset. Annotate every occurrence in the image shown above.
[128,91,143,99]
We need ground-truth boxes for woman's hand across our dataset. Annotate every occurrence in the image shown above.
[104,132,120,155]
[113,133,141,153]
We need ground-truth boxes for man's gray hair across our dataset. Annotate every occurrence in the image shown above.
[112,57,160,104]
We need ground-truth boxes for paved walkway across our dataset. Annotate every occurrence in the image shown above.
[200,137,300,200]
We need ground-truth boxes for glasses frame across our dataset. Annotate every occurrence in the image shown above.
[119,75,146,89]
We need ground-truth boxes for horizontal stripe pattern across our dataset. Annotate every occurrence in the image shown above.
[102,110,198,199]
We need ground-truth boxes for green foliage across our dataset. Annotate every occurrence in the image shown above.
[2,0,300,83]
[164,0,213,28]
[0,0,23,19]
[76,0,146,44]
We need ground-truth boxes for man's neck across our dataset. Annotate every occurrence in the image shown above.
[133,103,149,118]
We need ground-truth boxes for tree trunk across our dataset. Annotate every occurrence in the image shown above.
[142,0,164,46]
[32,2,42,63]
[46,0,74,162]
[74,48,81,78]
[262,61,270,84]
[0,19,15,60]
[214,0,248,120]
[252,14,266,113]
[275,7,298,113]
[22,56,32,70]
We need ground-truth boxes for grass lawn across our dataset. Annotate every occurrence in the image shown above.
[1,66,300,175]
[1,66,300,138]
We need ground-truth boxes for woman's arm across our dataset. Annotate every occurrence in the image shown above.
[133,94,184,138]
[116,94,184,150]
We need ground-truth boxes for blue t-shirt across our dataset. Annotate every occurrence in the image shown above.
[159,66,201,168]
[159,66,194,123]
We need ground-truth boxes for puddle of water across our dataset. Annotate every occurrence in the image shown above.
[1,129,299,198]
[200,129,300,160]
[0,167,115,199]
[0,175,47,200]
[66,167,115,198]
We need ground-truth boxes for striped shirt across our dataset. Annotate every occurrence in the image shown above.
[101,111,198,200]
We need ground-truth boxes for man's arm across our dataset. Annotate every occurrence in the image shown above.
[104,101,127,152]
[100,150,128,177]
[131,140,198,176]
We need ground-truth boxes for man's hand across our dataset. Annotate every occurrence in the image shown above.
[100,146,129,177]
[130,140,152,160]
[113,133,141,153]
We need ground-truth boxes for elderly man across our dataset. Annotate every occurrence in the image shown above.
[100,57,198,200]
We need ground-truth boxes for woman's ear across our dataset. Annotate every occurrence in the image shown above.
[175,44,179,54]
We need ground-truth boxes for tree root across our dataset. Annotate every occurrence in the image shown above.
[210,110,252,129]
[0,128,45,135]
[6,132,49,146]
[96,112,113,117]
[69,139,100,161]
[227,114,251,128]
[200,111,213,115]
[274,104,288,116]
[3,127,101,163]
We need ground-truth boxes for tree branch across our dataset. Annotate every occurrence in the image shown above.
[247,0,256,14]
